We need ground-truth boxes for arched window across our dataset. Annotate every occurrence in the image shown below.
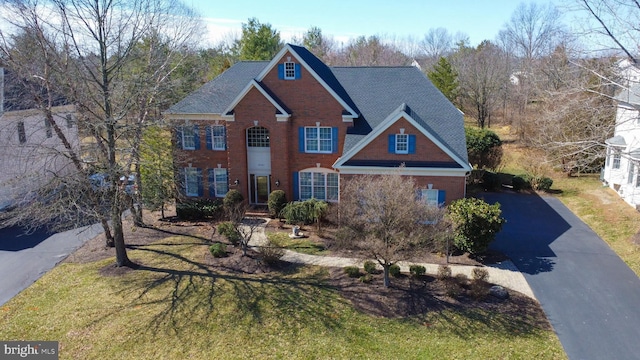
[247,126,269,147]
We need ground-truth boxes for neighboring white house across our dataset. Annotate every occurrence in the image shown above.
[0,68,79,209]
[602,61,640,208]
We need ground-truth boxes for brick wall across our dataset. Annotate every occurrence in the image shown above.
[351,118,453,162]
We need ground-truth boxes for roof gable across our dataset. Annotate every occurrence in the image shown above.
[256,44,358,119]
[332,66,468,164]
[221,79,290,121]
[334,103,470,170]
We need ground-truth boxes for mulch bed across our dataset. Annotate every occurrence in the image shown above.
[71,210,549,326]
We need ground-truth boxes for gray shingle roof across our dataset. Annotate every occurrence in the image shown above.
[166,45,467,164]
[332,66,467,163]
[166,61,268,114]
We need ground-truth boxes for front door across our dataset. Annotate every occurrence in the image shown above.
[249,174,270,204]
[246,126,271,205]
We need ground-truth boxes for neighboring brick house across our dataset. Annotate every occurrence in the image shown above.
[165,44,470,206]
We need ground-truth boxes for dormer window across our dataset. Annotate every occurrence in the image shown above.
[284,62,296,79]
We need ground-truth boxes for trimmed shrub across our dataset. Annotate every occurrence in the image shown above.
[176,199,224,220]
[409,264,426,277]
[209,243,227,258]
[280,198,328,225]
[447,198,506,255]
[257,239,284,266]
[437,265,452,280]
[344,266,361,278]
[482,171,502,191]
[267,190,287,218]
[218,221,241,246]
[223,189,244,210]
[472,267,489,282]
[389,264,401,277]
[363,260,377,274]
[359,274,374,283]
[532,176,553,191]
[511,175,531,191]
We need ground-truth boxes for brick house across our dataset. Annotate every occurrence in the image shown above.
[165,44,470,206]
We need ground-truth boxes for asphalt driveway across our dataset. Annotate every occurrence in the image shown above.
[0,224,102,306]
[482,192,640,360]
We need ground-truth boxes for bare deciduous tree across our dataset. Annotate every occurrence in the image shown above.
[335,173,450,288]
[0,0,202,267]
[453,41,509,128]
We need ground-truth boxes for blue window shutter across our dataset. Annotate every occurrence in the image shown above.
[208,169,214,197]
[415,189,422,201]
[197,168,204,197]
[205,126,212,150]
[388,134,395,153]
[193,125,200,150]
[176,126,183,149]
[437,190,446,207]
[278,64,284,79]
[292,172,299,200]
[298,127,305,153]
[222,126,227,150]
[332,127,338,153]
[295,64,301,79]
[408,135,416,154]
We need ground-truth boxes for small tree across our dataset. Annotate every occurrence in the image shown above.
[465,127,503,170]
[222,190,261,257]
[447,198,506,255]
[336,173,449,288]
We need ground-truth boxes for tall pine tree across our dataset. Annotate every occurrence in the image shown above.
[428,57,459,104]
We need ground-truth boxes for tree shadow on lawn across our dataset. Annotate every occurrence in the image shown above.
[104,244,344,335]
[100,242,551,340]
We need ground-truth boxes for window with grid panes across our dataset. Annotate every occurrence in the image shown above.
[247,126,270,147]
[395,134,408,154]
[284,62,295,79]
[305,127,332,153]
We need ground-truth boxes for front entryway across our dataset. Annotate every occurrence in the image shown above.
[246,126,271,205]
[249,174,270,204]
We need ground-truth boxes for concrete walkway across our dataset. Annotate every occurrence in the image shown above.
[245,218,535,299]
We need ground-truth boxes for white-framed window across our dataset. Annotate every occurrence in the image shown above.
[182,126,196,150]
[184,168,199,197]
[247,126,270,147]
[210,125,226,150]
[629,163,635,184]
[421,189,439,207]
[305,126,332,153]
[284,62,296,79]
[299,171,339,202]
[212,168,228,197]
[613,153,621,169]
[395,134,409,154]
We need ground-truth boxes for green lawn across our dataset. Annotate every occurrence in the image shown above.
[267,231,328,255]
[0,236,564,359]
